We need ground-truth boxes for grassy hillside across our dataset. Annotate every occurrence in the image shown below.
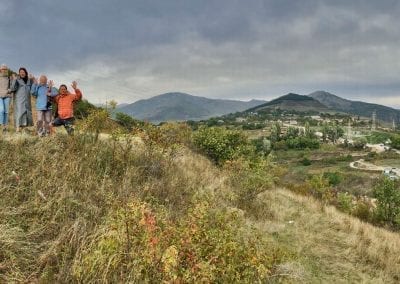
[0,129,400,282]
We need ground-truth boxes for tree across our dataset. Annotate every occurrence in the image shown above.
[352,137,367,150]
[373,177,400,226]
[391,134,400,150]
[192,127,252,165]
[285,127,299,139]
[115,112,141,131]
[74,99,98,119]
[304,122,314,138]
[269,122,281,143]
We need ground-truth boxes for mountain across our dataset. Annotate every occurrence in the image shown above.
[309,91,400,123]
[117,92,266,123]
[246,93,329,113]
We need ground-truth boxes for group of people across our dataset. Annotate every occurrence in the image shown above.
[0,64,82,136]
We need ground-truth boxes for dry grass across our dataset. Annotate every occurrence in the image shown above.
[0,133,400,282]
[256,188,400,283]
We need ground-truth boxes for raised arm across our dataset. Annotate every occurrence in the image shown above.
[47,80,58,97]
[30,77,39,97]
[71,81,82,101]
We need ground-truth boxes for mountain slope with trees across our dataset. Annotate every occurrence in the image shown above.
[309,91,400,124]
[117,92,266,123]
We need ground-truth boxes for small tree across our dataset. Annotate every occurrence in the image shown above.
[115,112,141,131]
[192,127,252,165]
[373,177,400,227]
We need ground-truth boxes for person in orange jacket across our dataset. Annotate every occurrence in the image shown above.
[52,81,82,135]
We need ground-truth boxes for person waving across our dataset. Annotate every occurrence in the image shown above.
[52,81,82,135]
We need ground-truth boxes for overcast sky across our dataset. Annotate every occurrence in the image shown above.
[1,0,399,107]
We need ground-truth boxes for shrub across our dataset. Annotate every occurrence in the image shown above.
[192,126,252,165]
[308,175,334,203]
[74,99,98,119]
[285,137,320,150]
[300,157,312,166]
[78,108,115,139]
[336,192,353,213]
[351,199,373,222]
[223,158,276,211]
[114,112,142,131]
[352,137,367,150]
[323,172,343,187]
[72,197,288,283]
[373,178,400,227]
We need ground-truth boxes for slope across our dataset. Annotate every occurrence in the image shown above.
[309,91,400,123]
[0,134,399,282]
[247,93,330,113]
[117,92,266,123]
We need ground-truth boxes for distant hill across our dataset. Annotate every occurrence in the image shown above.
[309,91,400,123]
[246,93,329,113]
[117,92,266,123]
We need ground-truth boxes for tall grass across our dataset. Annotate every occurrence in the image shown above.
[0,134,289,282]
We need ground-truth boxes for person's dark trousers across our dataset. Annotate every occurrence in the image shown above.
[52,117,75,135]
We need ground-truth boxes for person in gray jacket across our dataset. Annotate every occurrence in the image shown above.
[10,67,34,132]
[0,64,11,132]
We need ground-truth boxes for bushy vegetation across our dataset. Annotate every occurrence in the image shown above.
[0,125,293,282]
[192,126,253,165]
[373,177,400,228]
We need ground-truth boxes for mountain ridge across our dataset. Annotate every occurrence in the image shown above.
[246,93,329,113]
[117,92,266,123]
[309,91,400,123]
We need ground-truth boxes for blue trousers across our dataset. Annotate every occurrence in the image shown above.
[0,97,10,125]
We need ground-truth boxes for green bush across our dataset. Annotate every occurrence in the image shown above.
[285,137,320,150]
[224,158,276,212]
[337,192,353,213]
[74,99,98,119]
[192,126,253,165]
[373,178,400,227]
[300,157,312,166]
[115,112,142,131]
[323,172,343,187]
[308,175,334,203]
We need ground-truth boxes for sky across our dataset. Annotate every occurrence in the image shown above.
[1,0,400,107]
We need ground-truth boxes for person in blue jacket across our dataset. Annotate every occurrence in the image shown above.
[31,75,58,136]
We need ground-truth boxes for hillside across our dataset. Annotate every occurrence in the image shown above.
[1,132,400,282]
[309,91,400,123]
[117,92,266,123]
[247,93,329,113]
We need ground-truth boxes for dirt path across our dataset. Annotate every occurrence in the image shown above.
[349,159,385,172]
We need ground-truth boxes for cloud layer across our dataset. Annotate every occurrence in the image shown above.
[1,0,399,107]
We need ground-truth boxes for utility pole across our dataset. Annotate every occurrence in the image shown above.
[371,111,376,131]
[347,120,352,140]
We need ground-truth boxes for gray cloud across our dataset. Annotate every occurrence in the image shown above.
[1,0,400,107]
